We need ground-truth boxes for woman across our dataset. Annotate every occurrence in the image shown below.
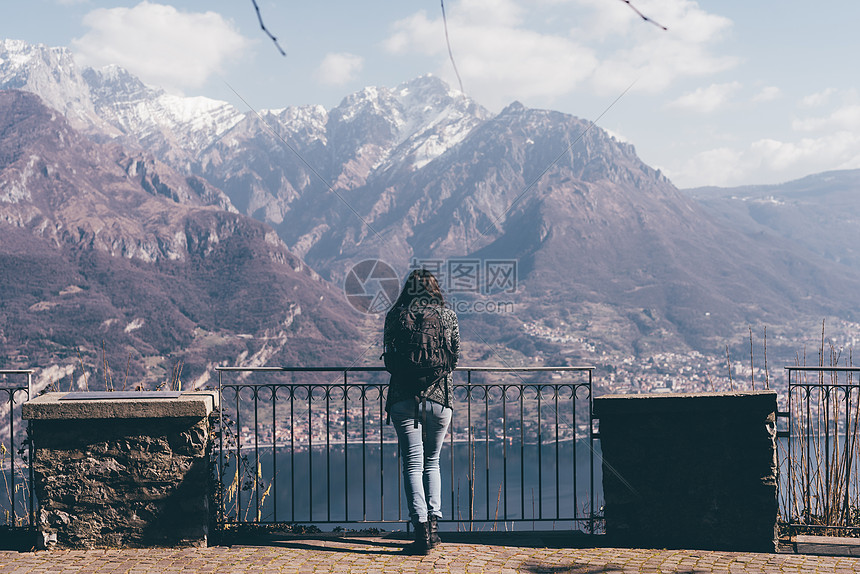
[384,269,459,555]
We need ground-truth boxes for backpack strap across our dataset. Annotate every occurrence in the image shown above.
[433,307,453,370]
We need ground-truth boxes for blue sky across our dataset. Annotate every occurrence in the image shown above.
[2,0,859,188]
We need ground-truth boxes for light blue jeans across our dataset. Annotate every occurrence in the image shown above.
[390,399,453,526]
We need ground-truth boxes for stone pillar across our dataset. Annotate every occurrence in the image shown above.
[593,391,778,552]
[22,391,218,549]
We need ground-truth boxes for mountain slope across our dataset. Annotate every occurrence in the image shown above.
[0,90,365,389]
[194,75,491,261]
[308,101,860,354]
[685,170,860,272]
[4,38,860,372]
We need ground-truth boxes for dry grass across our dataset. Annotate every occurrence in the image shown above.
[781,320,859,535]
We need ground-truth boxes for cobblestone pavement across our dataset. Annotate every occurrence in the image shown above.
[1,535,859,574]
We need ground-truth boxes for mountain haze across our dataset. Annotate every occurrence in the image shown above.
[686,170,860,273]
[3,38,860,385]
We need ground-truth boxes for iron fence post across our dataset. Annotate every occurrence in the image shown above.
[9,385,15,525]
[27,372,34,527]
[589,368,595,535]
[783,365,860,534]
[218,368,224,528]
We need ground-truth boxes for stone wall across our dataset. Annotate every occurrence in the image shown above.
[23,392,218,549]
[593,391,778,552]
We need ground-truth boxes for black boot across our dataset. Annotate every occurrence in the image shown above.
[428,515,441,548]
[403,521,429,555]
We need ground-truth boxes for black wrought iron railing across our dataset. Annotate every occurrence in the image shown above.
[0,369,34,528]
[214,366,600,532]
[783,366,860,534]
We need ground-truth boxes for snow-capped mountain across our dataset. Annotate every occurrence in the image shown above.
[195,74,491,258]
[83,63,244,162]
[0,39,487,174]
[0,39,106,131]
[0,39,490,224]
[328,76,491,173]
[0,39,244,161]
[4,38,860,364]
[0,89,365,388]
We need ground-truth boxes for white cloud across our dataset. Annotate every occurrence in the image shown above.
[384,0,735,109]
[453,0,524,27]
[792,89,860,131]
[752,86,781,103]
[750,133,860,174]
[667,147,745,188]
[385,3,596,108]
[71,2,250,93]
[581,0,739,94]
[793,104,860,132]
[800,88,837,108]
[668,82,741,113]
[315,53,364,86]
[671,85,860,187]
[672,131,860,187]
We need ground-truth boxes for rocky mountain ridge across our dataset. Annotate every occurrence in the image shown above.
[0,40,244,160]
[0,90,365,391]
[3,38,860,385]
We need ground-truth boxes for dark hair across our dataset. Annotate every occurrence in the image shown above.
[391,269,445,309]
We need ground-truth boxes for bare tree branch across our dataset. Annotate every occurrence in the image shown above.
[618,0,668,31]
[441,0,465,93]
[251,0,287,56]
